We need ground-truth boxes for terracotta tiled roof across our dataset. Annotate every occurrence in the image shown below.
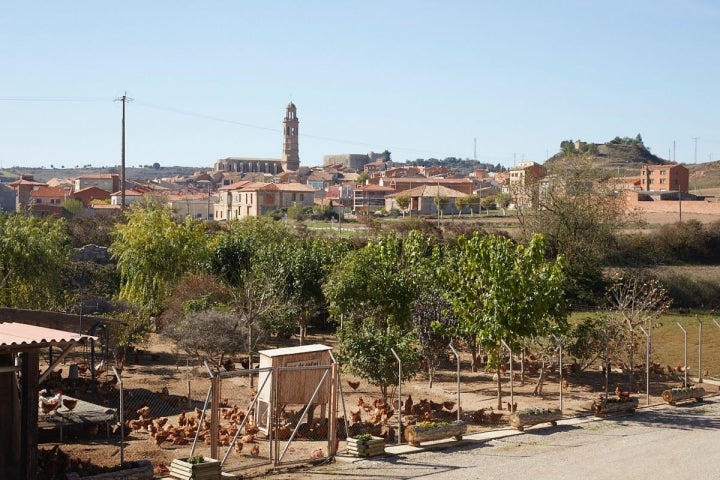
[30,186,67,198]
[0,322,91,350]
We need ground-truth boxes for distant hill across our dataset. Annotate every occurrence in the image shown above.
[0,166,207,183]
[545,139,668,177]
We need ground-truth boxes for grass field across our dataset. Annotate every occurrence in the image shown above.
[571,310,720,380]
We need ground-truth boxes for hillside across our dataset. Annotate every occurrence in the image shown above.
[545,140,668,177]
[0,165,207,183]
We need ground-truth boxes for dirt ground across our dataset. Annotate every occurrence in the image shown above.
[37,332,695,479]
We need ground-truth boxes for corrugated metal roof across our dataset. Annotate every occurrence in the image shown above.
[0,322,88,350]
[259,344,332,357]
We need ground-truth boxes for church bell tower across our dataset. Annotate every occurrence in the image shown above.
[281,102,300,171]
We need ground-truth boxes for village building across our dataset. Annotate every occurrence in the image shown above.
[214,103,300,175]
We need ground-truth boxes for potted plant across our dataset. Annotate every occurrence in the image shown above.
[591,396,639,416]
[404,420,467,447]
[509,407,563,431]
[347,434,385,457]
[169,455,221,480]
[662,385,706,405]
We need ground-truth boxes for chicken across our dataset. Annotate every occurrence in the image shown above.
[443,401,455,411]
[561,377,569,391]
[404,395,413,415]
[250,444,260,456]
[136,406,150,418]
[244,424,260,435]
[154,463,170,477]
[153,417,168,429]
[76,363,89,375]
[310,448,324,460]
[347,380,360,391]
[221,358,235,371]
[241,434,255,443]
[39,390,63,414]
[234,441,244,454]
[153,433,168,447]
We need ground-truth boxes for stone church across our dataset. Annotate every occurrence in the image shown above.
[214,102,300,175]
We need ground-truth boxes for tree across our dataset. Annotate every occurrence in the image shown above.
[152,162,161,169]
[454,196,469,217]
[433,194,449,218]
[605,270,672,390]
[481,195,496,212]
[411,292,458,388]
[110,199,210,316]
[442,233,567,409]
[356,172,369,186]
[324,231,434,329]
[0,213,71,309]
[336,321,419,402]
[395,194,411,217]
[466,194,481,215]
[62,198,85,216]
[516,154,632,304]
[164,310,246,369]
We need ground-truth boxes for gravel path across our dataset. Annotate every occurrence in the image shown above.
[268,396,720,480]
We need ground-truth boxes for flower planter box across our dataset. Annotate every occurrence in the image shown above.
[591,397,639,416]
[662,386,706,405]
[509,408,562,431]
[169,457,221,480]
[404,421,467,447]
[347,436,385,457]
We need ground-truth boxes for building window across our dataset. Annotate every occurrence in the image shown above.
[659,178,666,184]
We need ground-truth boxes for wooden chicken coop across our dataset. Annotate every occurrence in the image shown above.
[256,344,335,434]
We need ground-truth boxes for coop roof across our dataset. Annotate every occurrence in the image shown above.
[0,322,91,352]
[259,344,332,358]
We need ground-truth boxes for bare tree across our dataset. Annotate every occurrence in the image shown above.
[606,270,672,391]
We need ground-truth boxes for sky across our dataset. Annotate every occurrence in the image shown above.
[2,1,720,170]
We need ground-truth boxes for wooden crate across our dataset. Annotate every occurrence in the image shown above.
[169,457,221,480]
[347,436,385,457]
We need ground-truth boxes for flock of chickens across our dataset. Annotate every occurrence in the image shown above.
[38,390,78,414]
[124,404,262,457]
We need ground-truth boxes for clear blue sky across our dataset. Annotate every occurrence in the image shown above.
[2,1,719,170]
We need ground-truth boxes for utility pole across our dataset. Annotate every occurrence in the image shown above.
[473,138,477,161]
[114,93,132,208]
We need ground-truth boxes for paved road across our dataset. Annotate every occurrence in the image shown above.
[269,396,720,480]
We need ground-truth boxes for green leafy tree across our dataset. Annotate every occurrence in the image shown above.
[454,196,469,217]
[0,214,71,309]
[324,231,434,329]
[110,200,210,316]
[62,198,85,216]
[433,194,449,218]
[395,194,411,217]
[442,233,567,409]
[411,292,458,388]
[337,321,419,402]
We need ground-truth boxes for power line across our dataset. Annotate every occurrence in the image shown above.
[0,96,108,102]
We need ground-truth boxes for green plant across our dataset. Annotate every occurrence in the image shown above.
[354,434,373,442]
[187,455,205,464]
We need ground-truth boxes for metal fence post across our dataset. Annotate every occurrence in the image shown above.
[677,323,688,386]
[448,343,461,423]
[390,348,402,445]
[638,326,650,405]
[551,335,562,413]
[112,366,123,467]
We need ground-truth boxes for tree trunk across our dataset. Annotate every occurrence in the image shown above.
[533,361,546,396]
